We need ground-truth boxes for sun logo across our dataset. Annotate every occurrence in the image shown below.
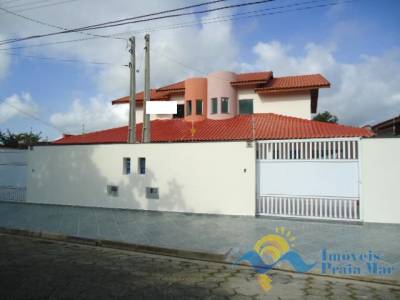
[235,226,315,293]
[253,227,296,291]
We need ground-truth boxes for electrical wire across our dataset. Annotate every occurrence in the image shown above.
[0,0,355,51]
[2,0,58,10]
[0,5,125,41]
[0,0,275,45]
[4,50,127,66]
[0,1,355,68]
[0,99,68,134]
[0,0,80,13]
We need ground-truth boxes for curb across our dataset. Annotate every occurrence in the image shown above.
[0,226,398,287]
[0,227,225,262]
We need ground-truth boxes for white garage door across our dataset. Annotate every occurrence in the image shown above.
[256,138,360,221]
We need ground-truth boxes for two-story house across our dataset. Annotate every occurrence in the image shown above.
[55,71,373,144]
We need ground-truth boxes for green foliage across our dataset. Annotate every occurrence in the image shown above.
[0,130,41,148]
[313,111,339,123]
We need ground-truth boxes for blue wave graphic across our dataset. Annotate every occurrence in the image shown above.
[236,250,316,273]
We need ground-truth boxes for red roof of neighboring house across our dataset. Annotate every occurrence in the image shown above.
[54,113,373,145]
[256,74,330,94]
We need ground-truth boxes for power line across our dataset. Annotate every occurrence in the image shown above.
[0,0,228,44]
[0,0,41,4]
[0,0,80,13]
[0,36,95,51]
[151,0,356,83]
[0,5,125,41]
[0,0,274,45]
[75,0,229,32]
[4,50,127,66]
[0,98,67,134]
[118,0,335,38]
[0,0,229,45]
[56,0,274,32]
[2,0,56,10]
[0,0,353,51]
[0,0,355,65]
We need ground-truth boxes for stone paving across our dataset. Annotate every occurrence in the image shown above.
[0,201,399,283]
[0,234,399,300]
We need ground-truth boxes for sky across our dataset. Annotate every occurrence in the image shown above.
[0,0,399,140]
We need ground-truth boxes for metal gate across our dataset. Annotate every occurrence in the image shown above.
[256,138,361,221]
[0,149,27,202]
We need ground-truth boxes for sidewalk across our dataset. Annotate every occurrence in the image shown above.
[0,201,399,283]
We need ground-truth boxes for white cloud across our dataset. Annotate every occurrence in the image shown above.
[0,1,239,96]
[7,2,239,133]
[0,92,39,123]
[3,2,399,131]
[49,96,129,134]
[247,41,400,126]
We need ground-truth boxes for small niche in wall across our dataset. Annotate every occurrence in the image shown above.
[146,187,159,199]
[107,185,119,197]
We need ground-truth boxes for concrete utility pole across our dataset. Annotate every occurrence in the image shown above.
[128,36,136,144]
[142,34,151,143]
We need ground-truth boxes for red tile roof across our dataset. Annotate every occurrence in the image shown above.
[231,71,273,86]
[54,114,373,144]
[256,74,330,93]
[156,81,185,92]
[112,89,170,105]
[111,72,331,105]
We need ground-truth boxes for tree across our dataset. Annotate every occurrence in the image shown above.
[0,130,41,148]
[313,111,339,123]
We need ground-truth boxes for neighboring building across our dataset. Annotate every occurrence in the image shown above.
[371,115,400,137]
[55,70,373,144]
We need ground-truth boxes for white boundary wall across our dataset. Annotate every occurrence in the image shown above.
[361,138,400,224]
[26,142,256,216]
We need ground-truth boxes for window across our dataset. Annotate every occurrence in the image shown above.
[138,157,146,175]
[221,97,229,113]
[186,101,192,116]
[146,187,159,199]
[239,99,254,115]
[107,185,118,197]
[123,157,131,174]
[211,98,218,114]
[173,104,185,119]
[196,99,203,115]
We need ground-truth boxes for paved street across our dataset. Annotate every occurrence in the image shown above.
[1,202,399,284]
[0,234,399,300]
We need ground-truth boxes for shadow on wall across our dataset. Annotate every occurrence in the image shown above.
[28,145,190,214]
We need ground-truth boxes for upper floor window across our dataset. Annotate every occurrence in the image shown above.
[211,98,218,114]
[173,104,185,118]
[239,99,254,115]
[221,97,229,114]
[196,99,203,115]
[186,101,192,116]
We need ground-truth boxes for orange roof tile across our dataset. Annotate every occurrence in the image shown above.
[231,71,273,86]
[54,114,373,145]
[111,72,331,105]
[112,89,170,105]
[256,74,330,93]
[156,81,185,92]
